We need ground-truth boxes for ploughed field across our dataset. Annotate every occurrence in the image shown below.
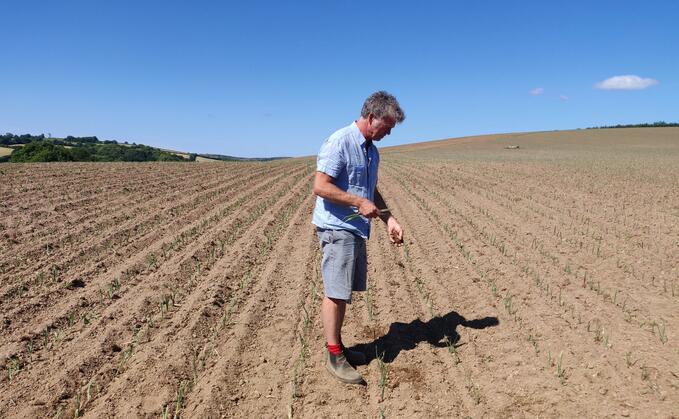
[1,128,678,418]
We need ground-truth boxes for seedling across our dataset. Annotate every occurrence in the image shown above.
[191,347,208,384]
[490,281,498,298]
[527,334,539,355]
[107,277,121,299]
[366,286,374,321]
[6,356,22,381]
[193,260,202,277]
[376,350,388,402]
[74,392,81,418]
[652,320,668,344]
[503,294,516,315]
[343,208,389,222]
[147,253,157,270]
[160,294,175,318]
[81,311,98,326]
[498,242,506,255]
[174,381,189,419]
[556,352,566,384]
[444,335,461,364]
[465,377,482,405]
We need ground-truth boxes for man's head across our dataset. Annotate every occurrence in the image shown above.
[358,91,405,141]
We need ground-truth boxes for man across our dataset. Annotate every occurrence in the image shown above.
[312,91,405,384]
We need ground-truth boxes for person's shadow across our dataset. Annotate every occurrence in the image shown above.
[348,311,499,364]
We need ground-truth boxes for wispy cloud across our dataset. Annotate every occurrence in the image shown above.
[530,87,544,96]
[595,75,658,90]
[559,95,569,101]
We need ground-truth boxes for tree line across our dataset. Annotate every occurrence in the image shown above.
[1,133,288,163]
[587,121,679,129]
[1,133,187,163]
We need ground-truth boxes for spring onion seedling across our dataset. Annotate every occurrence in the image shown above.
[343,208,389,222]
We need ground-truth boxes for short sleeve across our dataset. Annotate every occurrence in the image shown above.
[316,138,344,178]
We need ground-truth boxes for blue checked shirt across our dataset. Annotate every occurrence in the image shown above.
[312,122,379,239]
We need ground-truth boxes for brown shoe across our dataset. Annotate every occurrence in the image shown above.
[325,350,365,385]
[341,345,367,366]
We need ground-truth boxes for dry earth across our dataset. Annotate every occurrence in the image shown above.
[1,128,678,418]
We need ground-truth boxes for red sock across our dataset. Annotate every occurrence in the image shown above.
[327,343,342,355]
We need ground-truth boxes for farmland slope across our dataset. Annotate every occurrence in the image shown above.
[1,128,678,418]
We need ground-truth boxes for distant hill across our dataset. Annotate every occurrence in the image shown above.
[0,133,288,163]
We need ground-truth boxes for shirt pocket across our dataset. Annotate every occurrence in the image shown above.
[348,165,366,186]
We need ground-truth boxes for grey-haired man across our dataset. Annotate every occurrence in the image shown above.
[312,91,405,384]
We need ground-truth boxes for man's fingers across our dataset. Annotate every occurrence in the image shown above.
[358,200,379,218]
[389,227,404,244]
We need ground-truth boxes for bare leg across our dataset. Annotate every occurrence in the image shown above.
[338,302,346,343]
[321,296,346,345]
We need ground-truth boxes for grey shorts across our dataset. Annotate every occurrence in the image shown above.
[317,228,367,304]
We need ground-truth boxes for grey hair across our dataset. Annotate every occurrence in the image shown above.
[360,91,405,123]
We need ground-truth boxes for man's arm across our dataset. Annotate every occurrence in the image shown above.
[374,188,392,223]
[374,188,404,244]
[313,171,380,218]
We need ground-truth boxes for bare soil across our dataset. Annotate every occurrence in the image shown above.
[1,128,678,418]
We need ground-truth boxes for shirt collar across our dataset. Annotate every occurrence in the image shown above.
[351,121,372,150]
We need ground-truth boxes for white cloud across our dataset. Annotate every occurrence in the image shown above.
[530,87,544,95]
[595,75,658,90]
[559,95,569,101]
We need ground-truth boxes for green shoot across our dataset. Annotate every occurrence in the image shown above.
[376,350,388,402]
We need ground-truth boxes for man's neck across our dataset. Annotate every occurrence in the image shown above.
[355,117,370,139]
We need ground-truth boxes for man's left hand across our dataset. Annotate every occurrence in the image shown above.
[387,217,404,246]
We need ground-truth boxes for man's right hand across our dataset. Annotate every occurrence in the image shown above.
[357,198,380,219]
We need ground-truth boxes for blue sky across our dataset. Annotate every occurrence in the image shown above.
[2,1,677,157]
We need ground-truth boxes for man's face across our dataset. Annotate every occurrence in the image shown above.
[366,114,396,141]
